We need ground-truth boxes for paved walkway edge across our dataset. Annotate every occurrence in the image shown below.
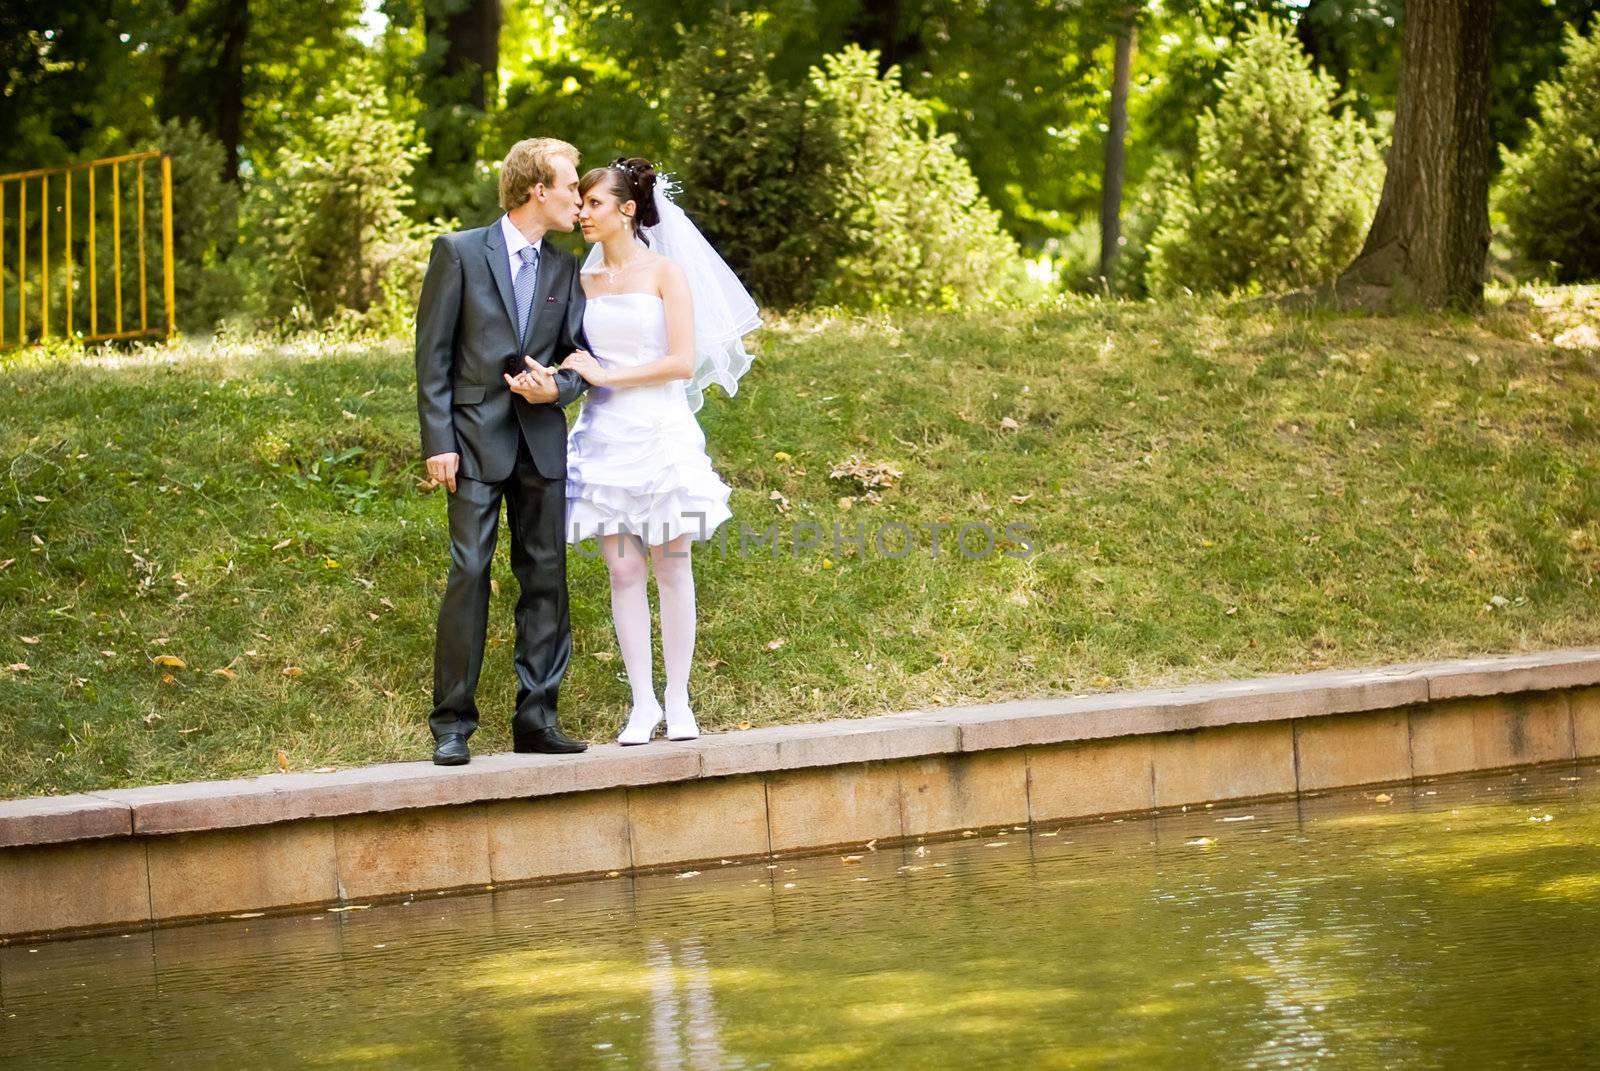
[4,648,1599,941]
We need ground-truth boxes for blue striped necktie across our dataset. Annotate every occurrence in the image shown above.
[513,244,540,344]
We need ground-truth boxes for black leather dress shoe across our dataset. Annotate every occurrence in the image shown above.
[432,733,470,766]
[513,726,589,754]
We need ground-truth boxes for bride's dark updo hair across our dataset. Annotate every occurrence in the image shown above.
[578,156,659,239]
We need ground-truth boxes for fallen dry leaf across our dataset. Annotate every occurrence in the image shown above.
[998,416,1021,431]
[0,559,14,570]
[765,638,786,651]
[841,855,863,865]
[275,749,290,772]
[19,636,40,645]
[773,450,792,462]
[1009,493,1032,504]
[151,654,186,668]
[271,538,292,551]
[379,597,395,611]
[736,720,753,730]
[212,667,237,680]
[33,495,50,503]
[31,534,45,546]
[282,666,304,678]
[143,713,163,728]
[160,673,176,685]
[1374,793,1393,803]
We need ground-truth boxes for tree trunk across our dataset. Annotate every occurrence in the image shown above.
[1099,21,1135,288]
[1337,0,1495,309]
[425,0,501,111]
[215,0,249,185]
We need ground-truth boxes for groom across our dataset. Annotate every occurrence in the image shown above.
[415,137,592,765]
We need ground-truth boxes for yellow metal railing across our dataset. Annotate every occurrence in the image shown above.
[0,151,176,350]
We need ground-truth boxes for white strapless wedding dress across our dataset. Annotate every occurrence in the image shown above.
[565,293,734,545]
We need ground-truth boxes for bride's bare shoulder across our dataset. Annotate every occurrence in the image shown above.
[648,252,686,290]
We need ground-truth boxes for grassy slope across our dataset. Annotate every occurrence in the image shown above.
[2,289,1598,798]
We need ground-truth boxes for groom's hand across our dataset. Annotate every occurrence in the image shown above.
[426,452,460,493]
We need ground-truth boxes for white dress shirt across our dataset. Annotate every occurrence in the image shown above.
[499,214,542,279]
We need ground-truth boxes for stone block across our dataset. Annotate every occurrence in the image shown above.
[0,839,151,938]
[1570,687,1600,759]
[626,775,769,869]
[1293,710,1413,791]
[0,794,132,848]
[765,763,902,853]
[95,746,703,835]
[333,805,491,901]
[1426,649,1600,701]
[692,715,958,777]
[1026,736,1155,821]
[897,751,1029,836]
[146,821,340,920]
[486,789,632,884]
[1410,693,1574,777]
[1150,721,1297,808]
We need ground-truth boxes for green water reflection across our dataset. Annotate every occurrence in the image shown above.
[3,764,1598,1068]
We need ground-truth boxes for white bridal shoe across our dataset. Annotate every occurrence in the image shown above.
[618,701,665,746]
[664,700,700,742]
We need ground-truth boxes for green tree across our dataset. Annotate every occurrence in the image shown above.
[1148,15,1383,295]
[244,77,430,329]
[663,12,853,308]
[1499,18,1600,282]
[810,47,1027,308]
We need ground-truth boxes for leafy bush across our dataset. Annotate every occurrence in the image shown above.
[1500,19,1600,283]
[809,47,1030,309]
[663,13,854,309]
[244,78,431,331]
[1147,16,1383,296]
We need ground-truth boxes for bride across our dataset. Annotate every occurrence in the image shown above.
[506,157,758,746]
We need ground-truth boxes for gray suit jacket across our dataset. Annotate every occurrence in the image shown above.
[415,222,591,482]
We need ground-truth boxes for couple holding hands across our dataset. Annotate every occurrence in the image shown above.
[415,137,758,766]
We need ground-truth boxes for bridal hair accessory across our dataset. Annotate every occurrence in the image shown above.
[586,173,761,412]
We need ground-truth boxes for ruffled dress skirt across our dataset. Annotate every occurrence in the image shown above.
[565,293,733,546]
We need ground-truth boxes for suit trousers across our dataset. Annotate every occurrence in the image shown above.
[428,436,571,741]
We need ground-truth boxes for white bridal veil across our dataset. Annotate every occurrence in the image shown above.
[585,178,761,412]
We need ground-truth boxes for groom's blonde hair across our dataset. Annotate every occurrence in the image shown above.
[499,138,580,211]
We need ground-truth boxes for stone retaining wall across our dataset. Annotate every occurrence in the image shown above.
[3,650,1598,942]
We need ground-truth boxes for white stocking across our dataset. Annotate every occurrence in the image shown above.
[650,535,697,720]
[601,534,657,716]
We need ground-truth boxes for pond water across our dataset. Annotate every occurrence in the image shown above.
[2,763,1597,1069]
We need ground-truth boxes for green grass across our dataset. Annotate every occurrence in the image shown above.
[4,287,1599,798]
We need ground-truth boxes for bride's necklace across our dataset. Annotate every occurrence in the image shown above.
[601,245,646,288]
